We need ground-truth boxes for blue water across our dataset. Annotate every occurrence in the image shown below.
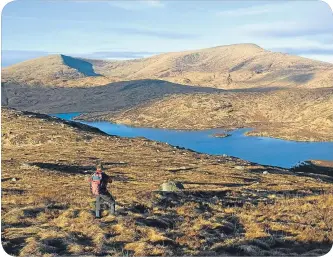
[52,113,333,168]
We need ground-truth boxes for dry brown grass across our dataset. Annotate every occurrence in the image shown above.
[82,87,333,142]
[2,108,333,256]
[1,55,114,88]
[2,44,333,89]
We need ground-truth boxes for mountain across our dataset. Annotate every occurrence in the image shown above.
[1,54,112,87]
[2,107,333,256]
[2,44,333,89]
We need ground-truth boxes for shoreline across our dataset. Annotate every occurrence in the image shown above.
[73,113,333,143]
[48,112,333,169]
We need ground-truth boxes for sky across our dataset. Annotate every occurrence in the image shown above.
[2,0,333,66]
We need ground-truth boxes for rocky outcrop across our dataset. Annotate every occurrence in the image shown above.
[160,181,185,192]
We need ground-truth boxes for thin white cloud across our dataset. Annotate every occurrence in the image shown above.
[215,2,289,17]
[144,0,164,7]
[270,46,333,56]
[237,21,333,38]
[216,5,271,17]
[109,0,165,10]
[300,54,333,64]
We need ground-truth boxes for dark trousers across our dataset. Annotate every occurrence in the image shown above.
[95,192,115,218]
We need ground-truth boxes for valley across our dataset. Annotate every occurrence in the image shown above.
[2,44,333,142]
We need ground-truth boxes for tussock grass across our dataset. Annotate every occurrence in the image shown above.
[2,108,333,256]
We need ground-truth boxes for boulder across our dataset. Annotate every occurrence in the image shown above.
[21,163,31,169]
[235,166,245,170]
[160,181,184,192]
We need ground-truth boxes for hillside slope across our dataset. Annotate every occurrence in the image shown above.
[1,54,112,87]
[92,44,333,89]
[1,79,221,113]
[79,87,333,142]
[2,44,333,89]
[2,108,333,256]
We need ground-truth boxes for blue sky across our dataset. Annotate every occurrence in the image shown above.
[2,0,333,66]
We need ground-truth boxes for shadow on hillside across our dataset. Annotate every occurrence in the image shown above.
[149,190,252,209]
[2,78,315,117]
[111,171,134,183]
[147,185,326,210]
[2,237,26,257]
[212,237,332,256]
[29,162,95,175]
[5,108,108,135]
[250,71,315,85]
[287,73,314,84]
[2,188,25,195]
[291,161,333,177]
[29,162,133,183]
[250,164,333,183]
[3,79,223,114]
[2,230,95,257]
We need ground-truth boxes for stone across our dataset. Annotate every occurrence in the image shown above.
[160,181,184,192]
[237,245,261,255]
[235,166,245,170]
[21,163,31,169]
[211,196,220,204]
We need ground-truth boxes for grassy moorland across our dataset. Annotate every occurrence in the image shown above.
[78,87,333,142]
[2,108,333,256]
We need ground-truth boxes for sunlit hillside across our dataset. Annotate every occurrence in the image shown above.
[2,44,333,89]
[2,108,333,256]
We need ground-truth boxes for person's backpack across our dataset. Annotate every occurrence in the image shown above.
[90,172,103,196]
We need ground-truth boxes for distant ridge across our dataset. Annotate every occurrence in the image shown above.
[2,43,333,89]
[2,54,111,87]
